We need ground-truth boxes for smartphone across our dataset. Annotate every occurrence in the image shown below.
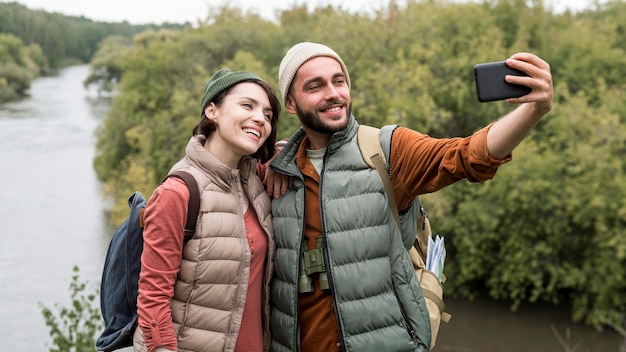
[473,61,531,102]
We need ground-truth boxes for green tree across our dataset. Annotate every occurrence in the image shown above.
[0,1,188,70]
[0,33,41,100]
[83,35,133,93]
[435,80,626,328]
[39,266,102,352]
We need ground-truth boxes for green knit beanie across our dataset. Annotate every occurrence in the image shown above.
[200,68,262,116]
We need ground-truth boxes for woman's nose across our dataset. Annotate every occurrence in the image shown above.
[251,110,266,124]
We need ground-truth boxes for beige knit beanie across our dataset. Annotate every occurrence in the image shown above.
[278,42,351,105]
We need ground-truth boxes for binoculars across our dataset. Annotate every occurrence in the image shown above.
[299,236,329,293]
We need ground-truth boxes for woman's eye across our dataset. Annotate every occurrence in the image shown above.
[242,103,252,109]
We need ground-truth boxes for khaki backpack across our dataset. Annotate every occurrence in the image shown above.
[357,125,451,350]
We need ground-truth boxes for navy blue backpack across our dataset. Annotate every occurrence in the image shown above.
[95,171,200,351]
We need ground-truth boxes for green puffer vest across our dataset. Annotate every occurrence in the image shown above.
[269,116,431,352]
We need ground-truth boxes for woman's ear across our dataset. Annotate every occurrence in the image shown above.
[204,102,217,121]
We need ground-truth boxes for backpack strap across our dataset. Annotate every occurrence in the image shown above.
[357,125,429,260]
[164,170,201,242]
[358,125,451,323]
[357,125,401,230]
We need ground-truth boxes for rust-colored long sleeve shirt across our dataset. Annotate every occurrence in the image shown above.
[391,125,510,209]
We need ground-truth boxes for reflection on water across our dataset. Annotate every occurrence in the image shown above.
[437,296,622,351]
[0,65,622,351]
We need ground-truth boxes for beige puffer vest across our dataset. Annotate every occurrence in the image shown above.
[135,136,274,352]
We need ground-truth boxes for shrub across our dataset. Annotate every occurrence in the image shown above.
[39,266,102,352]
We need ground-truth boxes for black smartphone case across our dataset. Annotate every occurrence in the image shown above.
[474,61,531,102]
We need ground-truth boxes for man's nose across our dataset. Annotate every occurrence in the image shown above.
[323,83,341,99]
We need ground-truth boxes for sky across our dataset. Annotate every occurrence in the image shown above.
[1,0,610,25]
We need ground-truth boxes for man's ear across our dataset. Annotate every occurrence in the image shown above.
[284,95,297,114]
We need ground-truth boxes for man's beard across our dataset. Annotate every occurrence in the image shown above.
[295,101,352,134]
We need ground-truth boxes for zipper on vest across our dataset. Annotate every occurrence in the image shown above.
[318,165,348,352]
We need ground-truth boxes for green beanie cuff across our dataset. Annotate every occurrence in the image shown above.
[200,68,261,115]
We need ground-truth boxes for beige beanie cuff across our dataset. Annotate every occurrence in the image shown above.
[278,42,350,105]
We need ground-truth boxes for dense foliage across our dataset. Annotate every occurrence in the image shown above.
[89,0,625,331]
[0,2,189,68]
[0,1,189,101]
[0,32,45,100]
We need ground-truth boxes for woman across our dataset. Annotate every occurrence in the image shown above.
[133,68,281,352]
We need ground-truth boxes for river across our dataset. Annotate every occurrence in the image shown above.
[0,65,622,351]
[0,65,113,351]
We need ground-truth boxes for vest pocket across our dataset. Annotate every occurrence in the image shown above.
[178,286,196,337]
[394,289,419,345]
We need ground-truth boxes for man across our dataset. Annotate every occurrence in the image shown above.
[267,42,553,352]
